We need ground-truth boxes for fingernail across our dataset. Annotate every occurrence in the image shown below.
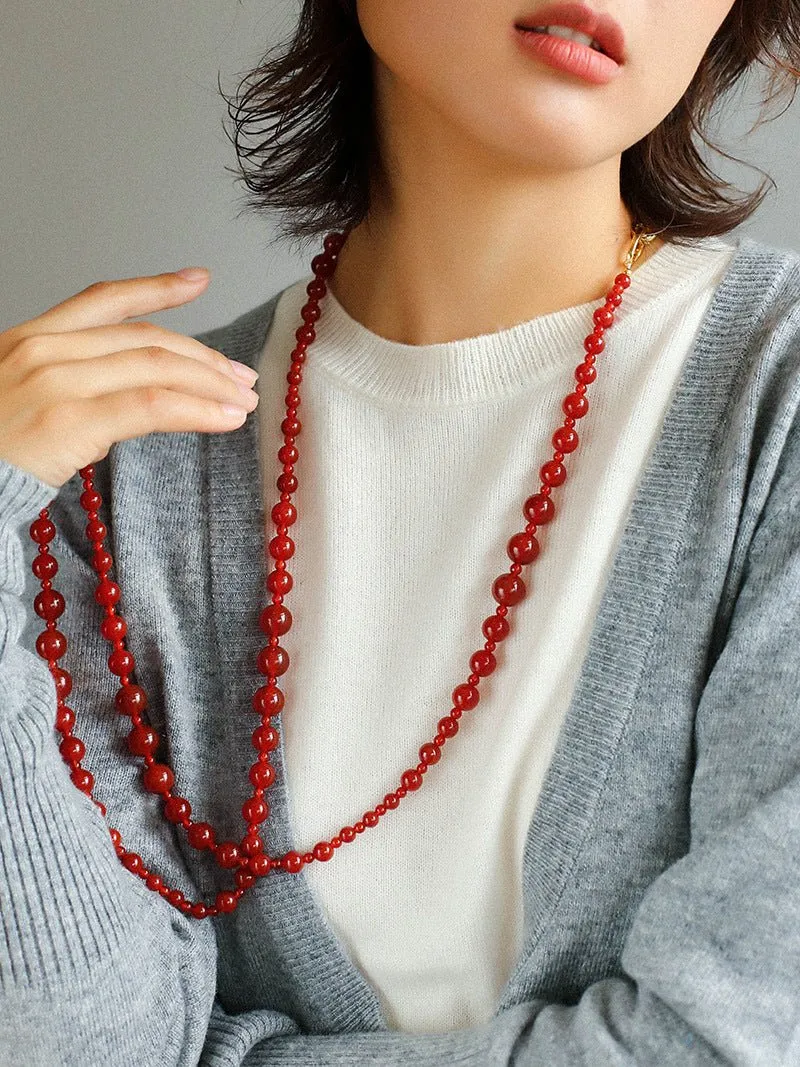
[230,360,259,383]
[176,267,209,281]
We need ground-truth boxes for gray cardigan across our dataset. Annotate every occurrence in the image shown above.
[1,234,799,1066]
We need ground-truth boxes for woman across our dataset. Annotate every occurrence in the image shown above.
[0,0,798,1062]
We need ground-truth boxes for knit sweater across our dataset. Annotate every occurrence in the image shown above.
[0,232,799,1066]
[261,235,738,1034]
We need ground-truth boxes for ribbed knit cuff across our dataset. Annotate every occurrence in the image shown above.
[0,459,59,531]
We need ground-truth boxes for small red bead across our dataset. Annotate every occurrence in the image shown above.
[164,795,191,823]
[452,683,479,710]
[59,735,85,763]
[401,770,422,792]
[215,891,238,914]
[438,716,459,738]
[143,763,174,795]
[354,821,366,833]
[471,648,497,675]
[242,796,269,824]
[252,725,280,753]
[313,841,334,862]
[252,683,285,715]
[216,842,241,869]
[187,822,216,851]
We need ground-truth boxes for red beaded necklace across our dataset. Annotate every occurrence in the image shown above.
[27,225,657,919]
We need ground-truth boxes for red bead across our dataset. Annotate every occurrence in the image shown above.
[276,473,298,494]
[187,822,216,850]
[115,684,147,716]
[524,493,556,525]
[215,891,238,914]
[248,853,272,877]
[100,614,127,641]
[420,743,441,765]
[324,233,346,254]
[301,304,321,324]
[438,716,459,738]
[584,332,605,355]
[29,517,56,544]
[143,763,174,795]
[59,735,85,764]
[354,821,366,833]
[483,613,510,642]
[282,851,303,873]
[92,550,113,575]
[295,325,316,345]
[36,629,67,661]
[216,842,241,869]
[259,605,292,637]
[110,827,122,847]
[452,683,479,710]
[71,767,94,794]
[552,426,580,454]
[363,811,379,828]
[252,725,280,753]
[257,646,290,678]
[121,851,143,873]
[615,271,631,288]
[471,649,497,676]
[167,889,185,908]
[127,724,158,757]
[574,362,597,385]
[313,841,334,862]
[34,589,65,620]
[95,580,120,607]
[249,761,276,789]
[252,683,285,716]
[401,769,422,792]
[563,392,589,419]
[80,489,102,511]
[190,903,209,919]
[108,648,134,676]
[55,704,75,732]
[236,869,256,889]
[85,519,107,542]
[540,460,566,487]
[242,796,269,823]
[507,531,540,564]
[241,833,263,857]
[493,572,527,607]
[607,289,622,307]
[277,443,299,465]
[164,795,191,823]
[311,254,335,277]
[32,553,58,580]
[340,826,356,842]
[52,667,72,700]
[593,306,614,328]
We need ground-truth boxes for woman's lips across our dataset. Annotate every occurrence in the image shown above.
[514,2,627,65]
[513,26,623,85]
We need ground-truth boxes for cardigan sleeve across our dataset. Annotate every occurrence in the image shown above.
[0,458,302,1066]
[196,397,800,1062]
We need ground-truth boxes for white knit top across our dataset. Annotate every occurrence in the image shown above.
[256,235,738,1033]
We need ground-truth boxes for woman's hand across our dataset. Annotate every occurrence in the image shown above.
[0,269,260,488]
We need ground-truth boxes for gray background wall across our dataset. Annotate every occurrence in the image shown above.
[2,1,799,339]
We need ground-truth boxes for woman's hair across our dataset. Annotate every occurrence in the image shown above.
[219,0,800,254]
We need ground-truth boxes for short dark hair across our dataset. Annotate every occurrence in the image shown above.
[219,0,800,255]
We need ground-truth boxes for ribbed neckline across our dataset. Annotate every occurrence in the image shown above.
[286,235,737,407]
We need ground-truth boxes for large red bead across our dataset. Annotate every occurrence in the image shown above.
[313,841,334,862]
[540,460,566,487]
[242,796,269,824]
[524,493,556,525]
[55,704,75,732]
[115,684,148,716]
[470,648,497,676]
[492,572,527,607]
[584,332,605,355]
[108,648,135,676]
[249,761,276,789]
[563,392,589,419]
[101,615,127,641]
[249,853,272,877]
[267,569,293,595]
[552,426,579,453]
[507,532,540,565]
[252,683,285,715]
[127,724,158,756]
[164,795,191,823]
[252,725,280,753]
[241,833,263,857]
[215,891,238,913]
[52,667,72,700]
[85,519,107,542]
[92,550,113,575]
[216,842,241,869]
[419,743,441,765]
[401,769,422,792]
[438,716,459,737]
[574,363,597,385]
[71,767,94,794]
[32,553,58,580]
[60,735,85,763]
[282,851,303,873]
[271,501,297,528]
[259,605,292,637]
[95,580,121,606]
[29,517,56,544]
[34,589,65,620]
[257,646,289,677]
[593,306,614,328]
[80,489,102,511]
[143,763,174,795]
[36,630,67,660]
